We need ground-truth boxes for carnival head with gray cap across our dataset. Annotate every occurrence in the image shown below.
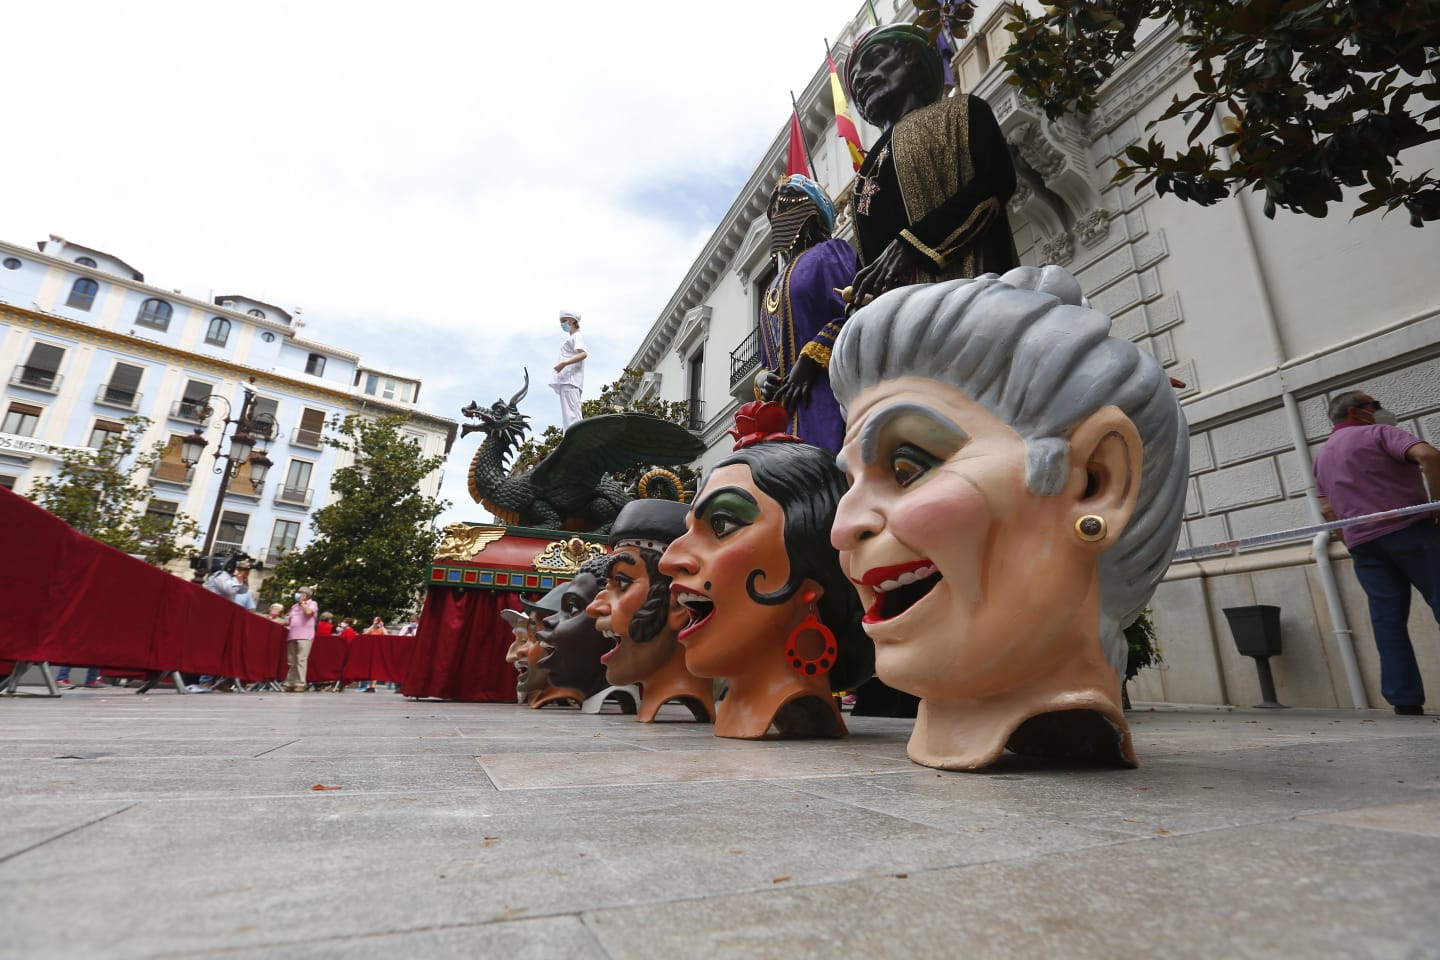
[829,265,1188,675]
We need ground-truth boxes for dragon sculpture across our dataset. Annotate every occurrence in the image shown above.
[462,370,705,533]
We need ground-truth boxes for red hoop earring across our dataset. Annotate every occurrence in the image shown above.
[785,589,837,678]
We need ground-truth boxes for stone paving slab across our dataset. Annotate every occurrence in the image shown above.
[0,693,1436,959]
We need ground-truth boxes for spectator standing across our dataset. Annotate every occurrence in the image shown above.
[55,666,102,689]
[549,310,587,429]
[195,558,255,691]
[1313,389,1440,716]
[356,617,387,692]
[284,587,319,693]
[266,603,286,624]
[316,612,335,638]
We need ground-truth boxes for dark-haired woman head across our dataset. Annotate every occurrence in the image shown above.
[660,403,873,739]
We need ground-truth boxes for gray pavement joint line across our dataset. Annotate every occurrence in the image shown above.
[474,758,501,792]
[0,801,139,867]
[251,738,301,758]
[141,912,601,959]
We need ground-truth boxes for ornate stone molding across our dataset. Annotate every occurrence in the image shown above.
[1076,208,1112,247]
[673,305,712,362]
[1039,232,1075,266]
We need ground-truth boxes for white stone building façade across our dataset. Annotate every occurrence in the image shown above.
[622,1,1440,710]
[0,234,457,568]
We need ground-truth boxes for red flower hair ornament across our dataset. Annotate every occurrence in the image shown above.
[728,401,801,450]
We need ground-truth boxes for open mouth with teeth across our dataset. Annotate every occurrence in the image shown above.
[856,559,942,625]
[598,629,622,663]
[672,587,715,640]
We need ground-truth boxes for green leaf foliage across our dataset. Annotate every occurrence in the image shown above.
[1124,608,1163,683]
[26,415,203,567]
[260,414,449,623]
[1001,0,1440,225]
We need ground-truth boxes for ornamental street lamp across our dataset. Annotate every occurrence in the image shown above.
[179,386,279,568]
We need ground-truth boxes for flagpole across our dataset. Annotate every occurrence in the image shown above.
[789,89,818,180]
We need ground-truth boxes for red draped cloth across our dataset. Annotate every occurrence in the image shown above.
[305,634,348,683]
[0,489,285,680]
[342,634,413,684]
[402,588,522,702]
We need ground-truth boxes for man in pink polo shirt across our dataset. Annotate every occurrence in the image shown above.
[1313,389,1440,716]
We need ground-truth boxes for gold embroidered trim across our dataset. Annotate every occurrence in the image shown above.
[799,342,832,368]
[891,96,971,231]
[899,229,945,271]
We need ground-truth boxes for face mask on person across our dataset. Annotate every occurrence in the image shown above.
[1372,409,1399,426]
[561,320,573,334]
[294,593,303,601]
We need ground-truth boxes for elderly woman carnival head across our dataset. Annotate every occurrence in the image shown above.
[660,402,874,740]
[828,266,1188,770]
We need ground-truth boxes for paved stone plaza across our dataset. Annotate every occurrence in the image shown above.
[2,688,1437,959]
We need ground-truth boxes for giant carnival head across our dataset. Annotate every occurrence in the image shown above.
[585,499,692,687]
[829,266,1188,770]
[659,402,874,739]
[843,23,946,127]
[535,555,613,700]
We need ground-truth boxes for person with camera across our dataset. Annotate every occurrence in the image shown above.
[283,587,320,693]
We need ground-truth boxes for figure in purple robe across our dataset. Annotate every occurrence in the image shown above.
[756,175,858,453]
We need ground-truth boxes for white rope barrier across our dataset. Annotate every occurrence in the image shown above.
[1172,501,1440,563]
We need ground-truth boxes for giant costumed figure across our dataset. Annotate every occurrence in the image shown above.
[842,23,1018,309]
[829,266,1188,770]
[754,174,857,453]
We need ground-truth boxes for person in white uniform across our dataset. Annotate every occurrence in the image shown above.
[550,310,588,429]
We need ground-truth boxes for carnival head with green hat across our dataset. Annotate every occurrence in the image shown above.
[844,23,945,126]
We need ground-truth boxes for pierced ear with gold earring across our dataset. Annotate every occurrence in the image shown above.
[1075,514,1107,542]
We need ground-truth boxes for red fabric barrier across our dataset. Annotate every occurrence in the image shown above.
[305,635,348,683]
[342,634,413,684]
[402,588,522,702]
[0,489,285,679]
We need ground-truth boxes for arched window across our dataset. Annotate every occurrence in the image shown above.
[75,256,98,268]
[247,308,266,319]
[205,316,231,346]
[136,298,172,331]
[66,277,99,311]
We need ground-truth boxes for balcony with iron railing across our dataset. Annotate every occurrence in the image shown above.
[290,427,324,450]
[274,485,313,508]
[169,399,210,424]
[95,383,142,412]
[729,325,762,391]
[148,463,196,487]
[9,365,63,394]
[685,401,706,432]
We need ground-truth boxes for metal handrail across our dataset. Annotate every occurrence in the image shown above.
[96,384,142,410]
[729,325,763,388]
[9,365,63,392]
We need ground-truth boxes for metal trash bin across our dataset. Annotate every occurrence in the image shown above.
[1222,605,1286,708]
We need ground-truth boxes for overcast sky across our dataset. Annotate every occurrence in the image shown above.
[5,0,866,527]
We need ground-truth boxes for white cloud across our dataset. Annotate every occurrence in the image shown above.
[6,0,867,525]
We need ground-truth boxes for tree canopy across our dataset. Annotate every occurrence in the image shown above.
[26,416,202,567]
[261,415,448,623]
[999,0,1440,226]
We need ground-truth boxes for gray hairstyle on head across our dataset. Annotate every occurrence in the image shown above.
[829,265,1189,675]
[1327,389,1369,425]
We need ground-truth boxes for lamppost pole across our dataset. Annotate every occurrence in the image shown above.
[179,386,275,572]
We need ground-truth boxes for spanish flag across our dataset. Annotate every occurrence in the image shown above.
[827,54,866,171]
